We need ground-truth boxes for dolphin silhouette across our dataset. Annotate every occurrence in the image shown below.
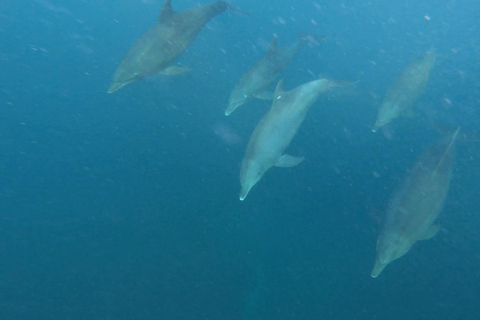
[239,77,338,200]
[226,35,312,116]
[371,128,459,278]
[109,0,239,93]
[372,51,436,132]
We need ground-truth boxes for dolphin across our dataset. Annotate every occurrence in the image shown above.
[239,77,338,201]
[225,35,312,116]
[372,50,436,132]
[371,127,460,278]
[108,0,238,93]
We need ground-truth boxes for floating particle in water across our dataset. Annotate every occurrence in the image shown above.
[273,16,286,25]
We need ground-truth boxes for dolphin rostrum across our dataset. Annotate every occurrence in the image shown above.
[372,50,436,132]
[371,127,460,278]
[108,0,238,93]
[239,77,338,201]
[225,35,312,116]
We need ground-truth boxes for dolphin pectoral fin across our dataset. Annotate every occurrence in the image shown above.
[419,224,440,241]
[253,90,274,100]
[274,154,305,168]
[160,65,192,76]
[158,0,175,23]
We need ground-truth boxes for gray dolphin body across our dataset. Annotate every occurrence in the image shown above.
[372,51,436,132]
[225,35,309,116]
[108,0,234,93]
[371,128,459,278]
[239,77,337,201]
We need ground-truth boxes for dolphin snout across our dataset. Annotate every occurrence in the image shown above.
[108,80,135,94]
[225,105,237,117]
[225,100,245,116]
[372,121,381,133]
[108,82,124,94]
[371,260,386,278]
[239,187,251,201]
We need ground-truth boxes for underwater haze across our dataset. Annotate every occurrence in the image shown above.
[1,0,480,319]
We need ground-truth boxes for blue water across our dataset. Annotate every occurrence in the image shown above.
[1,0,479,319]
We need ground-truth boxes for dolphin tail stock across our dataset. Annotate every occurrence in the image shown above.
[317,73,359,90]
[223,2,248,15]
[296,30,326,46]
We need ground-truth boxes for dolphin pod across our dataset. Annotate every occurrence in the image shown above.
[372,50,436,132]
[107,0,461,279]
[108,0,239,93]
[371,128,460,278]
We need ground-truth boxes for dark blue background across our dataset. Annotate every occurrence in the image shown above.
[1,0,479,319]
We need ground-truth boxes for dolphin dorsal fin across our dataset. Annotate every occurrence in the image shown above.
[159,0,175,23]
[266,34,278,56]
[274,78,285,100]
